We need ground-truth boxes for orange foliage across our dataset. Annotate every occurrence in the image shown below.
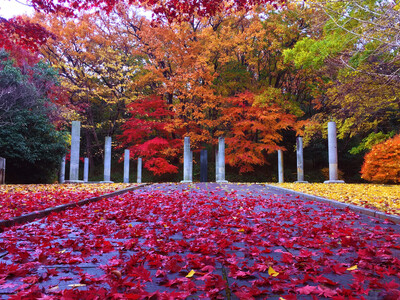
[33,4,313,175]
[221,92,296,173]
[361,134,400,183]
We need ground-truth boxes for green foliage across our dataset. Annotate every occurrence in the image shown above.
[0,49,68,183]
[0,110,68,183]
[350,131,396,155]
[283,33,351,69]
[213,61,253,97]
[255,87,304,117]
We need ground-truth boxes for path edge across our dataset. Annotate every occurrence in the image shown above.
[0,183,151,229]
[264,184,400,224]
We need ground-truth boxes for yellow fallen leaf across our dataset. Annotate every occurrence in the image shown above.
[186,270,195,278]
[268,266,279,277]
[68,283,86,287]
[347,265,358,271]
[238,228,245,232]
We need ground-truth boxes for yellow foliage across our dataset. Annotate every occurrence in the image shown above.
[0,183,137,194]
[270,183,400,215]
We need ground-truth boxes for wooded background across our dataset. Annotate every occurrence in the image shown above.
[1,0,399,183]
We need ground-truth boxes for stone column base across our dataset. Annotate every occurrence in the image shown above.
[100,181,114,183]
[181,180,192,183]
[294,181,309,183]
[64,180,84,183]
[216,180,229,183]
[323,180,345,184]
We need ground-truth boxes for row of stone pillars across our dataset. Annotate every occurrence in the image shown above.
[61,121,343,184]
[181,136,228,183]
[277,121,344,183]
[181,122,342,184]
[60,121,142,183]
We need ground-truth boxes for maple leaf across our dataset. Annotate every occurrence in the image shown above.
[331,264,347,275]
[46,269,59,277]
[232,270,255,279]
[317,285,337,297]
[268,266,279,277]
[127,266,152,282]
[22,276,39,284]
[185,270,195,278]
[315,275,338,286]
[383,280,400,290]
[296,285,317,295]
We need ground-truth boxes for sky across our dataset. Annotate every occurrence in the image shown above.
[0,0,34,19]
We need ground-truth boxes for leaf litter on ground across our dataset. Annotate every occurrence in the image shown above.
[0,183,399,299]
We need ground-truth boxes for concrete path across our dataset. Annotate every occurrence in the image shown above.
[0,183,399,299]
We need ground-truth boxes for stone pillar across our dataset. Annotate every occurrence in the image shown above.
[278,149,284,183]
[103,136,112,182]
[189,151,193,182]
[217,137,228,183]
[59,156,66,183]
[83,157,89,182]
[295,137,308,183]
[0,157,5,184]
[181,137,192,183]
[324,121,345,183]
[215,149,219,181]
[200,149,207,182]
[124,149,130,183]
[137,157,142,183]
[69,121,80,182]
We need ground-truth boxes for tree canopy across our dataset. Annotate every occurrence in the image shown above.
[1,0,399,182]
[0,49,68,183]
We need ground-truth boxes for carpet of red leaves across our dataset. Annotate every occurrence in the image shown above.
[0,184,135,220]
[0,183,399,299]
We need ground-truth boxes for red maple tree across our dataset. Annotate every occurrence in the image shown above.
[1,0,285,52]
[0,16,54,52]
[119,95,183,175]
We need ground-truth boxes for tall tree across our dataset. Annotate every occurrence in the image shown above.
[0,15,53,51]
[0,49,68,183]
[34,11,144,163]
[1,0,284,53]
[284,0,400,141]
[34,2,314,176]
[117,3,313,174]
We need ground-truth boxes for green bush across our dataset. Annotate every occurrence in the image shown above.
[0,49,68,183]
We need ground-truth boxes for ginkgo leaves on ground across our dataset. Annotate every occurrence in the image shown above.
[0,183,136,220]
[0,183,399,298]
[272,183,400,215]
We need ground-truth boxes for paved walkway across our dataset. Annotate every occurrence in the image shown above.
[0,183,399,299]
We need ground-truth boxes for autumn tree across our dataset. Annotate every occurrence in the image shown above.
[284,0,400,140]
[1,0,283,53]
[361,134,400,183]
[120,95,183,175]
[116,3,314,174]
[220,92,297,173]
[0,49,68,183]
[34,11,146,165]
[25,0,283,19]
[0,15,54,51]
[33,0,313,177]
